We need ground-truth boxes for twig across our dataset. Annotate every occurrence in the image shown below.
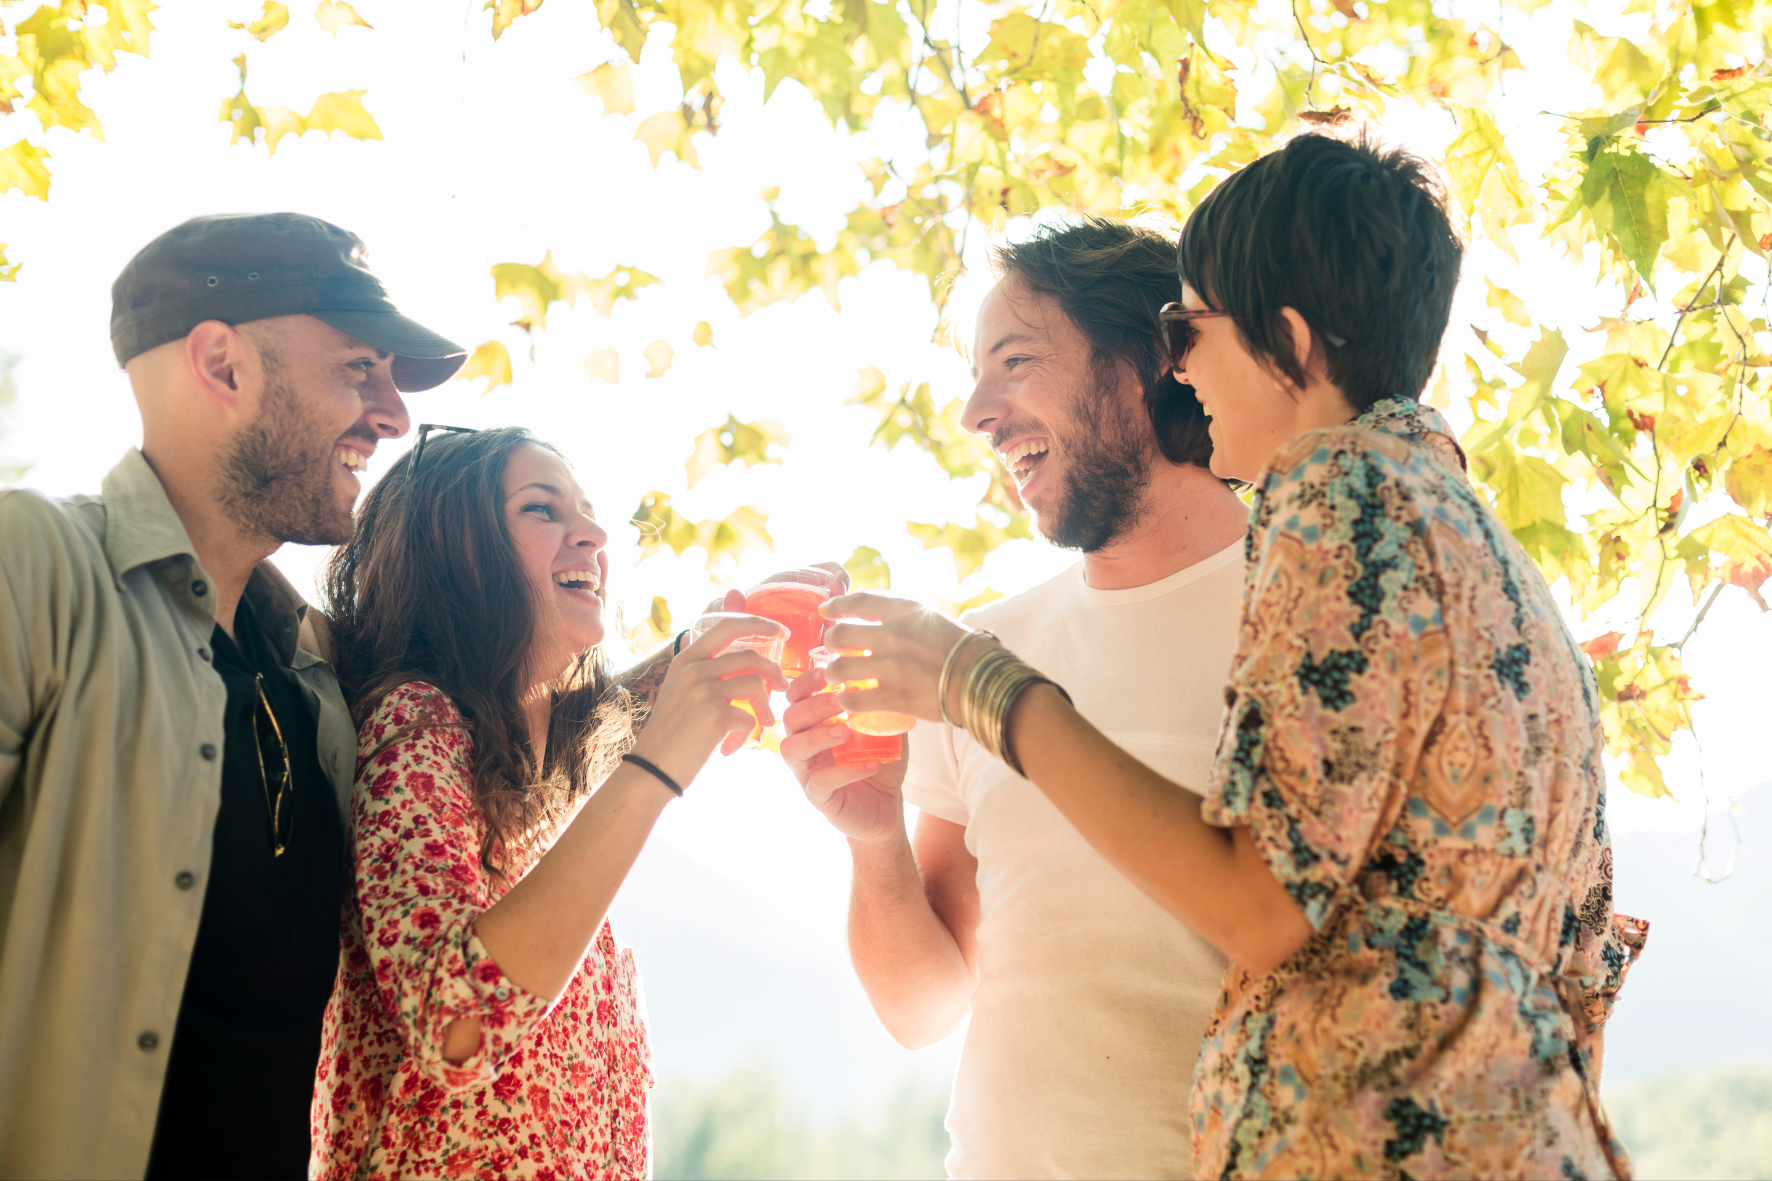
[1658,238,1734,371]
[1674,581,1727,649]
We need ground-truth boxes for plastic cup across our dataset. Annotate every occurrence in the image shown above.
[743,568,837,679]
[810,646,913,766]
[688,612,786,747]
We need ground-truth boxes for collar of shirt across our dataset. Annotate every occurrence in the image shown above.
[1355,397,1468,476]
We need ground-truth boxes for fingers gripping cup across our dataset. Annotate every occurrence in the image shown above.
[810,646,914,766]
[688,612,786,747]
[743,569,835,679]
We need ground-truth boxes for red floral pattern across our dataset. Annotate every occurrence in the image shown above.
[311,683,652,1180]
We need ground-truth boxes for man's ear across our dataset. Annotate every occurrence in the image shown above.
[184,320,250,409]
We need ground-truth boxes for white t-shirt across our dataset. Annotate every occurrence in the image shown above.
[902,541,1244,1181]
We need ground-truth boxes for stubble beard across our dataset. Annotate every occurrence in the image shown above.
[217,348,355,547]
[1040,363,1156,553]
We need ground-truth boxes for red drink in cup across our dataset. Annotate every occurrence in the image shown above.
[688,612,786,748]
[811,647,913,766]
[743,569,836,678]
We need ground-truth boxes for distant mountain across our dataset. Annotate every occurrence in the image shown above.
[1604,783,1772,1087]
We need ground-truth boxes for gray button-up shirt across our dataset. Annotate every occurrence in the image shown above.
[0,450,356,1180]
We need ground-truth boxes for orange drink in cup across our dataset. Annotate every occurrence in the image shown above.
[688,612,786,747]
[743,569,836,679]
[811,646,913,766]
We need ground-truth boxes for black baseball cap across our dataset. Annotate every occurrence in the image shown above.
[111,212,469,392]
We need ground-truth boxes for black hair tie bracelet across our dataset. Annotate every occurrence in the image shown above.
[621,753,684,797]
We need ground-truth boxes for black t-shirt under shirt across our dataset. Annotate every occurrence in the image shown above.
[146,598,347,1180]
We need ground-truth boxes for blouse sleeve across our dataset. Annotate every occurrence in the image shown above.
[350,682,556,1092]
[1201,432,1451,931]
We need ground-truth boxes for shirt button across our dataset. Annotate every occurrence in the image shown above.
[137,1031,159,1052]
[192,580,208,597]
[494,986,511,1001]
[174,871,196,890]
[200,743,217,761]
[197,648,211,662]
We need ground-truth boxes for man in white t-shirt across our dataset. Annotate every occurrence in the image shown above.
[780,217,1251,1179]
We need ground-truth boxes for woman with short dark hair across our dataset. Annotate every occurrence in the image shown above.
[817,135,1648,1179]
[308,426,789,1179]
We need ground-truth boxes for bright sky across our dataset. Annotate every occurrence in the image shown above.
[2,0,1768,1102]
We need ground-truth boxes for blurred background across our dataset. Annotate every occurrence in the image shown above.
[2,0,1769,1176]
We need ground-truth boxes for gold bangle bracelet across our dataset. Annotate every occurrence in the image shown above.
[938,629,995,728]
[956,644,1071,776]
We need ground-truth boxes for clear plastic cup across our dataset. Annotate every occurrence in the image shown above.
[688,612,786,746]
[810,646,913,766]
[743,568,837,679]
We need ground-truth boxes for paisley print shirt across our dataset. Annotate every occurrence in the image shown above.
[311,683,652,1180]
[1194,399,1649,1181]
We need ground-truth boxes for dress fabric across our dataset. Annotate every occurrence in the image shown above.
[311,683,652,1180]
[1192,399,1650,1181]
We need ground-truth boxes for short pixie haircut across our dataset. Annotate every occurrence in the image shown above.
[994,216,1213,468]
[1175,133,1462,411]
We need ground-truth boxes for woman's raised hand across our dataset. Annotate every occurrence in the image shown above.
[778,667,909,845]
[819,593,975,724]
[628,613,789,788]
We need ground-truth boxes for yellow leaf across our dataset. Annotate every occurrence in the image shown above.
[0,141,50,200]
[684,415,788,487]
[634,109,698,168]
[643,339,674,377]
[0,243,18,282]
[1725,446,1772,518]
[1485,279,1532,328]
[455,341,512,393]
[488,0,545,39]
[229,1,289,41]
[692,321,714,347]
[574,62,634,114]
[314,1,371,34]
[843,546,891,590]
[304,90,383,141]
[583,348,621,384]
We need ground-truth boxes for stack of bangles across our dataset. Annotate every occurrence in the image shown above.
[938,630,1072,777]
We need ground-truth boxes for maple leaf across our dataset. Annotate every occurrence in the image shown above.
[574,62,634,115]
[0,141,50,200]
[583,348,620,385]
[0,243,18,282]
[228,2,289,41]
[684,416,789,487]
[1724,446,1772,519]
[488,0,546,40]
[643,340,674,378]
[1577,140,1682,281]
[843,546,891,591]
[315,1,372,34]
[454,341,512,393]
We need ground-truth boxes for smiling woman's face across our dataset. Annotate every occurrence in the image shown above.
[1174,283,1312,483]
[501,443,609,678]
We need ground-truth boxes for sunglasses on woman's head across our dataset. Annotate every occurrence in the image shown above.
[1157,302,1349,370]
[408,423,480,472]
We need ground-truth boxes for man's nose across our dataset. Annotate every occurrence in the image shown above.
[962,379,1004,435]
[363,370,412,439]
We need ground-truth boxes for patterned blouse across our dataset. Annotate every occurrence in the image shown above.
[310,683,652,1180]
[1193,399,1650,1180]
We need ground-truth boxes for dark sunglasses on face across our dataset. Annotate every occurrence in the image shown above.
[1157,302,1349,370]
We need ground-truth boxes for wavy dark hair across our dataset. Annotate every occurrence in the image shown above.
[324,426,633,880]
[993,215,1214,468]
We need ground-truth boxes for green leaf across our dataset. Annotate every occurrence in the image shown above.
[685,415,789,487]
[631,493,773,568]
[1485,279,1532,327]
[1463,329,1569,456]
[1578,141,1682,281]
[1725,446,1772,519]
[842,546,891,590]
[906,512,1031,580]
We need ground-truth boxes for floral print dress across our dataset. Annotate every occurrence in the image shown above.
[1193,400,1649,1180]
[311,683,652,1180]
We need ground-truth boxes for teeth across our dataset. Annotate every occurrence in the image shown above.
[335,449,367,472]
[552,569,601,593]
[999,439,1049,466]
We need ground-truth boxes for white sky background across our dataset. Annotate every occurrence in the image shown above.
[1,0,1768,1102]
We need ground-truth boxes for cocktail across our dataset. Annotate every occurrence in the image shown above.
[810,646,914,766]
[688,612,786,747]
[743,568,836,679]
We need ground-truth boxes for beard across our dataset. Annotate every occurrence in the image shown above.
[1040,364,1156,553]
[217,348,356,546]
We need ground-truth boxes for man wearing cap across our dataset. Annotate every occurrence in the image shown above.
[0,213,466,1180]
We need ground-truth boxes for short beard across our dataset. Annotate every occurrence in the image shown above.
[1042,359,1155,553]
[217,338,355,546]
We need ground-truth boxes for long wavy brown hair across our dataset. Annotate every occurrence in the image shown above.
[324,426,634,880]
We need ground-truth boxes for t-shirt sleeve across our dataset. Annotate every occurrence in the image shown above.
[1201,433,1448,931]
[350,682,557,1093]
[901,718,969,826]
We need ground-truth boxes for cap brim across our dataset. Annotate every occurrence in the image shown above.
[313,309,469,392]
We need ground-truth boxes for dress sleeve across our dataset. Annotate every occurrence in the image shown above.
[351,682,556,1093]
[1201,433,1450,931]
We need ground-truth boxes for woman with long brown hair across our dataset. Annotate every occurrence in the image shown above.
[308,426,788,1179]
